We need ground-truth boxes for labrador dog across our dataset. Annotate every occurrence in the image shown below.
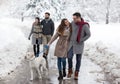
[25,52,48,81]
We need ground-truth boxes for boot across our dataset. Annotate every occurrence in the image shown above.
[74,71,79,80]
[63,68,66,77]
[36,53,39,57]
[67,69,73,78]
[43,53,47,60]
[58,71,63,80]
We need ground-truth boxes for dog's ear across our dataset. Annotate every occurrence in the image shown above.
[32,54,34,57]
[31,54,34,58]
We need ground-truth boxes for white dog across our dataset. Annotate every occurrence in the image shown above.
[25,52,48,81]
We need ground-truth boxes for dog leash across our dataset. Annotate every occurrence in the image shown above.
[37,45,49,56]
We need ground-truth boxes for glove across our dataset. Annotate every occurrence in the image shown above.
[28,37,30,40]
[44,45,49,49]
[43,53,47,60]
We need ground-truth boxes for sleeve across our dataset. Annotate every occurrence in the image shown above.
[28,25,34,38]
[82,24,91,42]
[48,32,59,45]
[41,20,43,25]
[51,21,55,36]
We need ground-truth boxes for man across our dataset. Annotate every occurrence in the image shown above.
[41,12,55,59]
[67,12,91,80]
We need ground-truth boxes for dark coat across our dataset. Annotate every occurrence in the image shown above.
[41,19,54,36]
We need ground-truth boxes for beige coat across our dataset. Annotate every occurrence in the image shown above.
[29,23,43,45]
[49,27,70,58]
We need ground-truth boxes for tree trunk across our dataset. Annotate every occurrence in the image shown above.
[106,0,111,24]
[106,9,109,24]
[119,14,120,23]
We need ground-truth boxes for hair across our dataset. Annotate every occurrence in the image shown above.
[73,12,81,18]
[33,17,40,25]
[58,18,72,36]
[45,12,50,16]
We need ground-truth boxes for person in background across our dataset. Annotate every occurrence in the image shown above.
[28,17,43,57]
[41,12,55,59]
[67,12,91,80]
[47,18,72,80]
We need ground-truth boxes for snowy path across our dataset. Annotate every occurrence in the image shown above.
[0,54,104,84]
[0,20,105,83]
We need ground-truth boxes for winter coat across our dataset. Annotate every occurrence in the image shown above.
[41,19,54,36]
[49,27,70,58]
[29,23,43,45]
[68,21,91,54]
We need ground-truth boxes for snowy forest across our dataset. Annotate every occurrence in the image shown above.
[0,0,120,84]
[1,0,120,23]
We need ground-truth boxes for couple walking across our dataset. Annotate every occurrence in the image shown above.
[28,12,54,57]
[28,12,91,80]
[48,12,91,80]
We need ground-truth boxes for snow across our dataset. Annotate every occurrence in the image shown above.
[84,23,120,83]
[0,18,30,78]
[47,37,104,84]
[2,0,119,23]
[0,0,120,83]
[88,23,120,54]
[0,18,120,83]
[49,56,104,84]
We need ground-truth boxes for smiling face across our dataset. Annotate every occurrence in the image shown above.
[35,18,39,24]
[73,16,81,23]
[73,12,82,23]
[45,12,50,19]
[64,20,70,26]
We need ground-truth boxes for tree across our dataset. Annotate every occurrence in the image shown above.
[106,0,111,24]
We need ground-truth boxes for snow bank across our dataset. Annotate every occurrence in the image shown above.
[84,23,120,84]
[0,18,30,79]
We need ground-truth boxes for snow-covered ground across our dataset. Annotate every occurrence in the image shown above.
[0,15,120,84]
[88,23,120,55]
[0,0,120,84]
[0,17,120,84]
[0,18,30,79]
[84,23,120,84]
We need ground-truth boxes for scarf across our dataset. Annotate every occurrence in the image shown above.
[76,19,89,43]
[45,18,51,23]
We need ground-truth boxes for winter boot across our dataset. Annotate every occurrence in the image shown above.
[58,71,63,80]
[74,71,79,80]
[67,68,73,78]
[34,52,36,57]
[43,53,47,60]
[63,68,66,77]
[36,53,39,57]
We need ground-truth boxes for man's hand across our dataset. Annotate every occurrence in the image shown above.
[44,45,49,49]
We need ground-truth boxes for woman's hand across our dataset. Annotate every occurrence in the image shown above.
[47,43,50,46]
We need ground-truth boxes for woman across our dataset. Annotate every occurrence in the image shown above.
[48,18,72,80]
[28,17,43,57]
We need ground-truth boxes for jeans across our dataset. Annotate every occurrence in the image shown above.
[68,47,82,72]
[42,35,51,55]
[57,57,66,71]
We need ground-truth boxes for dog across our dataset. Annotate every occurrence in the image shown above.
[25,52,48,81]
